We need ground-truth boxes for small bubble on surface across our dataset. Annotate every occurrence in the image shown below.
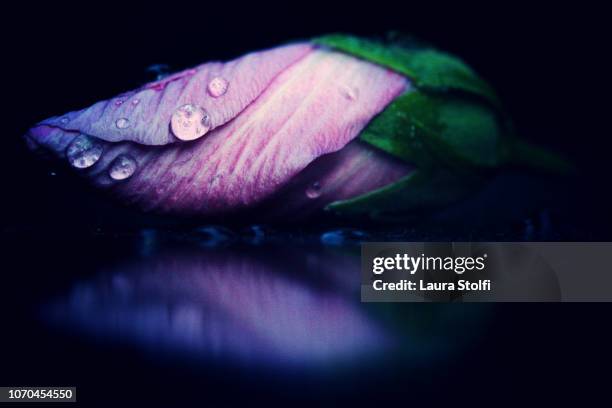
[109,154,137,181]
[305,181,322,199]
[188,226,236,247]
[132,98,140,105]
[139,228,158,257]
[170,104,211,141]
[115,118,130,129]
[243,224,274,245]
[207,77,229,97]
[66,134,103,169]
[320,229,370,246]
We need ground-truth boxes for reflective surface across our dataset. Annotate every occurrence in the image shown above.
[0,228,499,403]
[35,230,492,368]
[4,221,612,407]
[45,247,391,367]
[1,163,610,404]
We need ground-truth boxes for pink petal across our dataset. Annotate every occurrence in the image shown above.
[37,43,313,145]
[26,45,410,217]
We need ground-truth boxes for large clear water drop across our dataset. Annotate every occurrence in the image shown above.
[170,104,211,141]
[66,135,104,169]
[109,154,137,181]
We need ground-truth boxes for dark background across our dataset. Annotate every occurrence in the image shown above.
[1,1,610,406]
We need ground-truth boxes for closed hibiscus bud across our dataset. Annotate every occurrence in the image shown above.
[25,34,568,222]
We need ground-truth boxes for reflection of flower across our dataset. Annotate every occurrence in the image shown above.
[44,248,389,366]
[26,34,567,221]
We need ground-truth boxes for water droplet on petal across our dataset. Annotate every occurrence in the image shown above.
[66,134,104,169]
[115,118,130,129]
[305,181,322,199]
[340,85,359,101]
[170,104,211,141]
[109,154,137,180]
[114,99,124,106]
[207,76,229,97]
[131,98,140,105]
[60,117,69,124]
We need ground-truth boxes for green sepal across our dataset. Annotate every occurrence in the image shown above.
[360,91,505,170]
[313,33,571,220]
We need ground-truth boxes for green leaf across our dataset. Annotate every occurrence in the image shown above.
[313,33,501,107]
